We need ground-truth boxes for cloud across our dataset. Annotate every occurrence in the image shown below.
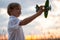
[0,0,46,8]
[51,0,60,15]
[0,8,9,29]
[0,0,21,8]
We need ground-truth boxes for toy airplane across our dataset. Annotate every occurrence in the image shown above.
[36,0,51,18]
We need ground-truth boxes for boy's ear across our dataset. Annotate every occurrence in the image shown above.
[8,9,13,14]
[9,9,13,12]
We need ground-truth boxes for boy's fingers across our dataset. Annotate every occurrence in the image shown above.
[39,6,45,10]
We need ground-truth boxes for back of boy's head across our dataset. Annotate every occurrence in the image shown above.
[7,3,21,16]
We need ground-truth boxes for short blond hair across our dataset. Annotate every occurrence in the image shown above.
[7,3,21,16]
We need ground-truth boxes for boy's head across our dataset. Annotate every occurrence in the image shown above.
[7,3,21,17]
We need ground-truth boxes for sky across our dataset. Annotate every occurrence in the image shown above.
[0,0,60,36]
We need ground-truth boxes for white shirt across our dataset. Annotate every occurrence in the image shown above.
[8,16,25,40]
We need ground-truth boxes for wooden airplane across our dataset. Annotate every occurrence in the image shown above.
[36,0,51,18]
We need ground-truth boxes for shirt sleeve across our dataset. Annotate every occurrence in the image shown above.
[8,19,21,29]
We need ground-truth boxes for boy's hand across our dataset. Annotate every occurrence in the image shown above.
[37,6,45,15]
[39,6,45,11]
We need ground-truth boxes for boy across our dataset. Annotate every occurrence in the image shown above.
[7,3,45,40]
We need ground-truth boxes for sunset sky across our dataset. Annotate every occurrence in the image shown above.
[0,0,60,36]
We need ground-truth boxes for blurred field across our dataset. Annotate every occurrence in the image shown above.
[0,34,60,40]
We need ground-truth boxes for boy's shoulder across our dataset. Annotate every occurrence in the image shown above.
[8,16,20,26]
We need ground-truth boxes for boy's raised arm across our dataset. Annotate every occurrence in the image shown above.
[19,6,45,26]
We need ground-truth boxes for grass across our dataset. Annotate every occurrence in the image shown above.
[0,35,60,40]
